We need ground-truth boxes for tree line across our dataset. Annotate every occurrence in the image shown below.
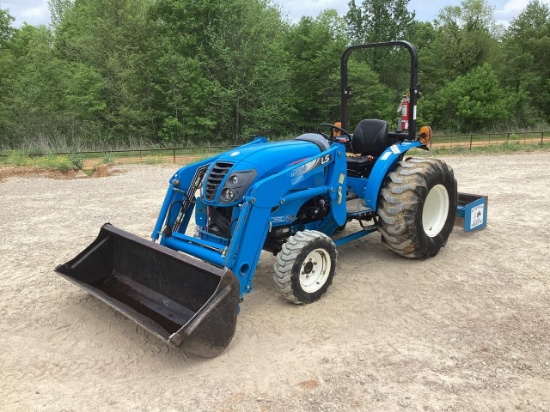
[0,0,549,150]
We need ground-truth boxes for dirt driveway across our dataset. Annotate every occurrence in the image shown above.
[1,152,549,411]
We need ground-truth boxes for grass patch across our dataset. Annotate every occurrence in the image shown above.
[415,141,550,157]
[144,155,165,164]
[3,150,83,172]
[34,155,74,172]
[68,155,83,170]
[101,153,116,164]
[5,150,31,166]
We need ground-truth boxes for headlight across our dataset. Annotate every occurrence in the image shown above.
[218,169,258,203]
[222,188,235,201]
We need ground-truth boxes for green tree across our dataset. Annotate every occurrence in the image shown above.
[500,0,550,124]
[0,8,15,48]
[0,9,16,145]
[284,10,348,131]
[147,0,221,142]
[1,24,74,149]
[48,0,74,28]
[430,0,501,81]
[150,0,292,143]
[204,0,292,140]
[346,0,415,43]
[431,63,509,132]
[346,59,396,128]
[54,0,157,145]
[345,0,416,101]
[65,63,107,119]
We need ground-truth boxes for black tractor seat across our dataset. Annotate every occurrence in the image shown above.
[346,154,376,177]
[346,119,389,177]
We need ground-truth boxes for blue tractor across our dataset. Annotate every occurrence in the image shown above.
[56,41,458,357]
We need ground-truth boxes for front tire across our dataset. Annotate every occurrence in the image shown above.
[273,230,337,304]
[377,157,457,259]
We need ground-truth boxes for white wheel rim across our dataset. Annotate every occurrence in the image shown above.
[422,184,449,237]
[299,248,331,293]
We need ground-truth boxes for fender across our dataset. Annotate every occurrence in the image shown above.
[364,141,425,210]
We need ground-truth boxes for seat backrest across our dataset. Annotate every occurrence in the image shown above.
[350,119,388,156]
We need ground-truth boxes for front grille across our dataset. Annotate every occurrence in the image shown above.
[205,162,233,201]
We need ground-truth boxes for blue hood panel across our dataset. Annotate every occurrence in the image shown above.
[218,140,323,176]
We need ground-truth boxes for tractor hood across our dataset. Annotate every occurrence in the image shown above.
[219,139,323,175]
[202,138,325,205]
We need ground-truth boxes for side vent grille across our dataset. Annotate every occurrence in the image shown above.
[205,162,233,201]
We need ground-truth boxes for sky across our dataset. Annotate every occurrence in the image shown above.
[0,0,546,28]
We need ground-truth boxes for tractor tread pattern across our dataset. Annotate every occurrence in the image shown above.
[273,230,337,305]
[377,157,457,259]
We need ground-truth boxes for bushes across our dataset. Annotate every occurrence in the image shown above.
[2,150,83,172]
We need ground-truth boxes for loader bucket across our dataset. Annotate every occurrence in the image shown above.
[55,223,240,358]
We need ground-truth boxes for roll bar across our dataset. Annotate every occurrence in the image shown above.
[340,40,420,141]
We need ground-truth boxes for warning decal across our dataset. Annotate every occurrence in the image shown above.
[470,204,484,229]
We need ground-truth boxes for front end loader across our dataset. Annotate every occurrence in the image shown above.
[55,41,471,357]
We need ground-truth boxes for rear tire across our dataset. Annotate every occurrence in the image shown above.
[377,157,457,259]
[273,230,337,304]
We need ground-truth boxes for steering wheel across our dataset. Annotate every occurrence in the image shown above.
[317,123,352,142]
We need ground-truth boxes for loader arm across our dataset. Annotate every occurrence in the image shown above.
[151,156,219,241]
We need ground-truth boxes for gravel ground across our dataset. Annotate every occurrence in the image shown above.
[1,152,549,411]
